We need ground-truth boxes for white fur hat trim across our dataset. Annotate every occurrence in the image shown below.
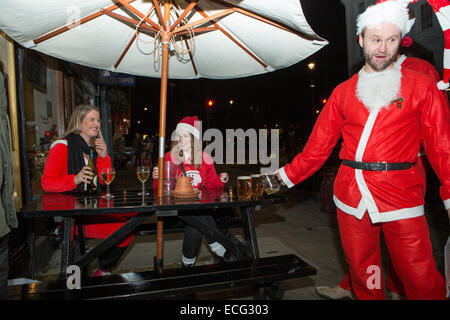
[356,1,413,36]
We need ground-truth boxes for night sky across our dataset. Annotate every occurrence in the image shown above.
[130,0,348,137]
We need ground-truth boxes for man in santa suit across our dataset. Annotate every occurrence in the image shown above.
[277,0,449,299]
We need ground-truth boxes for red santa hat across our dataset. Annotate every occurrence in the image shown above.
[357,0,418,36]
[426,0,450,90]
[175,116,201,140]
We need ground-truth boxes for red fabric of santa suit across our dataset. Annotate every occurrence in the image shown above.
[338,55,447,297]
[279,63,449,299]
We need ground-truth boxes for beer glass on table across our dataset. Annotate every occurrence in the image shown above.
[137,166,150,196]
[237,176,252,200]
[251,174,264,196]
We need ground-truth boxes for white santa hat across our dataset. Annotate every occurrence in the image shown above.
[426,0,450,90]
[175,116,201,140]
[356,0,418,36]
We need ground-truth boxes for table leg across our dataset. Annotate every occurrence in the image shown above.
[241,207,260,260]
[74,213,149,270]
[60,217,72,279]
[178,215,249,259]
[27,218,35,279]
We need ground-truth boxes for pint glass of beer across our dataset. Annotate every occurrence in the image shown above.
[260,174,280,194]
[251,174,264,196]
[237,176,252,200]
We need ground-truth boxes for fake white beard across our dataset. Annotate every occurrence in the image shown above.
[356,65,402,112]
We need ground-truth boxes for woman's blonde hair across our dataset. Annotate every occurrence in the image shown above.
[60,104,104,140]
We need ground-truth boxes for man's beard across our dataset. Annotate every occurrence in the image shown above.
[363,47,398,72]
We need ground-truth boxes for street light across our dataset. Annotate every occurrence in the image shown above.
[308,62,317,121]
[307,62,316,70]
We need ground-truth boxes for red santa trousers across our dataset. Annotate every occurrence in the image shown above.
[337,208,446,300]
[339,263,405,296]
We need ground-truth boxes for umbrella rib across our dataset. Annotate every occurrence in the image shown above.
[189,2,268,69]
[114,7,156,69]
[114,33,137,69]
[173,8,234,34]
[169,0,199,33]
[209,0,321,42]
[178,26,218,35]
[34,0,137,45]
[172,8,198,76]
[115,0,161,30]
[101,9,158,33]
[152,0,168,31]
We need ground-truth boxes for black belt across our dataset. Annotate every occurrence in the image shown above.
[342,160,413,171]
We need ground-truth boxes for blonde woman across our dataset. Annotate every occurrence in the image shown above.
[42,104,135,276]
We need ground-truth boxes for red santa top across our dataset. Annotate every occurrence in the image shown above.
[279,62,450,223]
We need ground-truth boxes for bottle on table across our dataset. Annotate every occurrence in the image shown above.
[86,146,97,195]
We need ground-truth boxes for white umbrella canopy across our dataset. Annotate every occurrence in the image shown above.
[0,0,328,264]
[0,0,329,193]
[0,0,328,79]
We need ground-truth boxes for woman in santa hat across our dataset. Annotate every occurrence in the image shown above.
[152,116,233,267]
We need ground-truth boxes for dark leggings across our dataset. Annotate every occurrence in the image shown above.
[98,246,127,271]
[182,215,219,259]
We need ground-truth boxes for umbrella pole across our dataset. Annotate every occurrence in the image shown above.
[155,0,171,273]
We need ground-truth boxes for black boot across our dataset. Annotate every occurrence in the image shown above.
[181,261,195,270]
[215,250,236,264]
[223,250,237,262]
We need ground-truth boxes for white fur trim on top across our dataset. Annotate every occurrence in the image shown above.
[356,66,402,112]
[444,199,450,210]
[356,1,412,36]
[437,80,449,90]
[50,139,67,149]
[278,167,295,188]
[436,6,450,31]
[175,123,200,140]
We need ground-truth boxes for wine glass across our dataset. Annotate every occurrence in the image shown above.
[101,167,115,199]
[137,166,150,196]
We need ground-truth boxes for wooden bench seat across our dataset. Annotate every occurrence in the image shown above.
[8,254,316,300]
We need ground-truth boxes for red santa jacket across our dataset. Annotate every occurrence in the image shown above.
[41,139,134,246]
[153,151,224,190]
[41,139,111,192]
[279,65,450,223]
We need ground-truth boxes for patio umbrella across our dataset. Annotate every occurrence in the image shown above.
[0,0,328,267]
